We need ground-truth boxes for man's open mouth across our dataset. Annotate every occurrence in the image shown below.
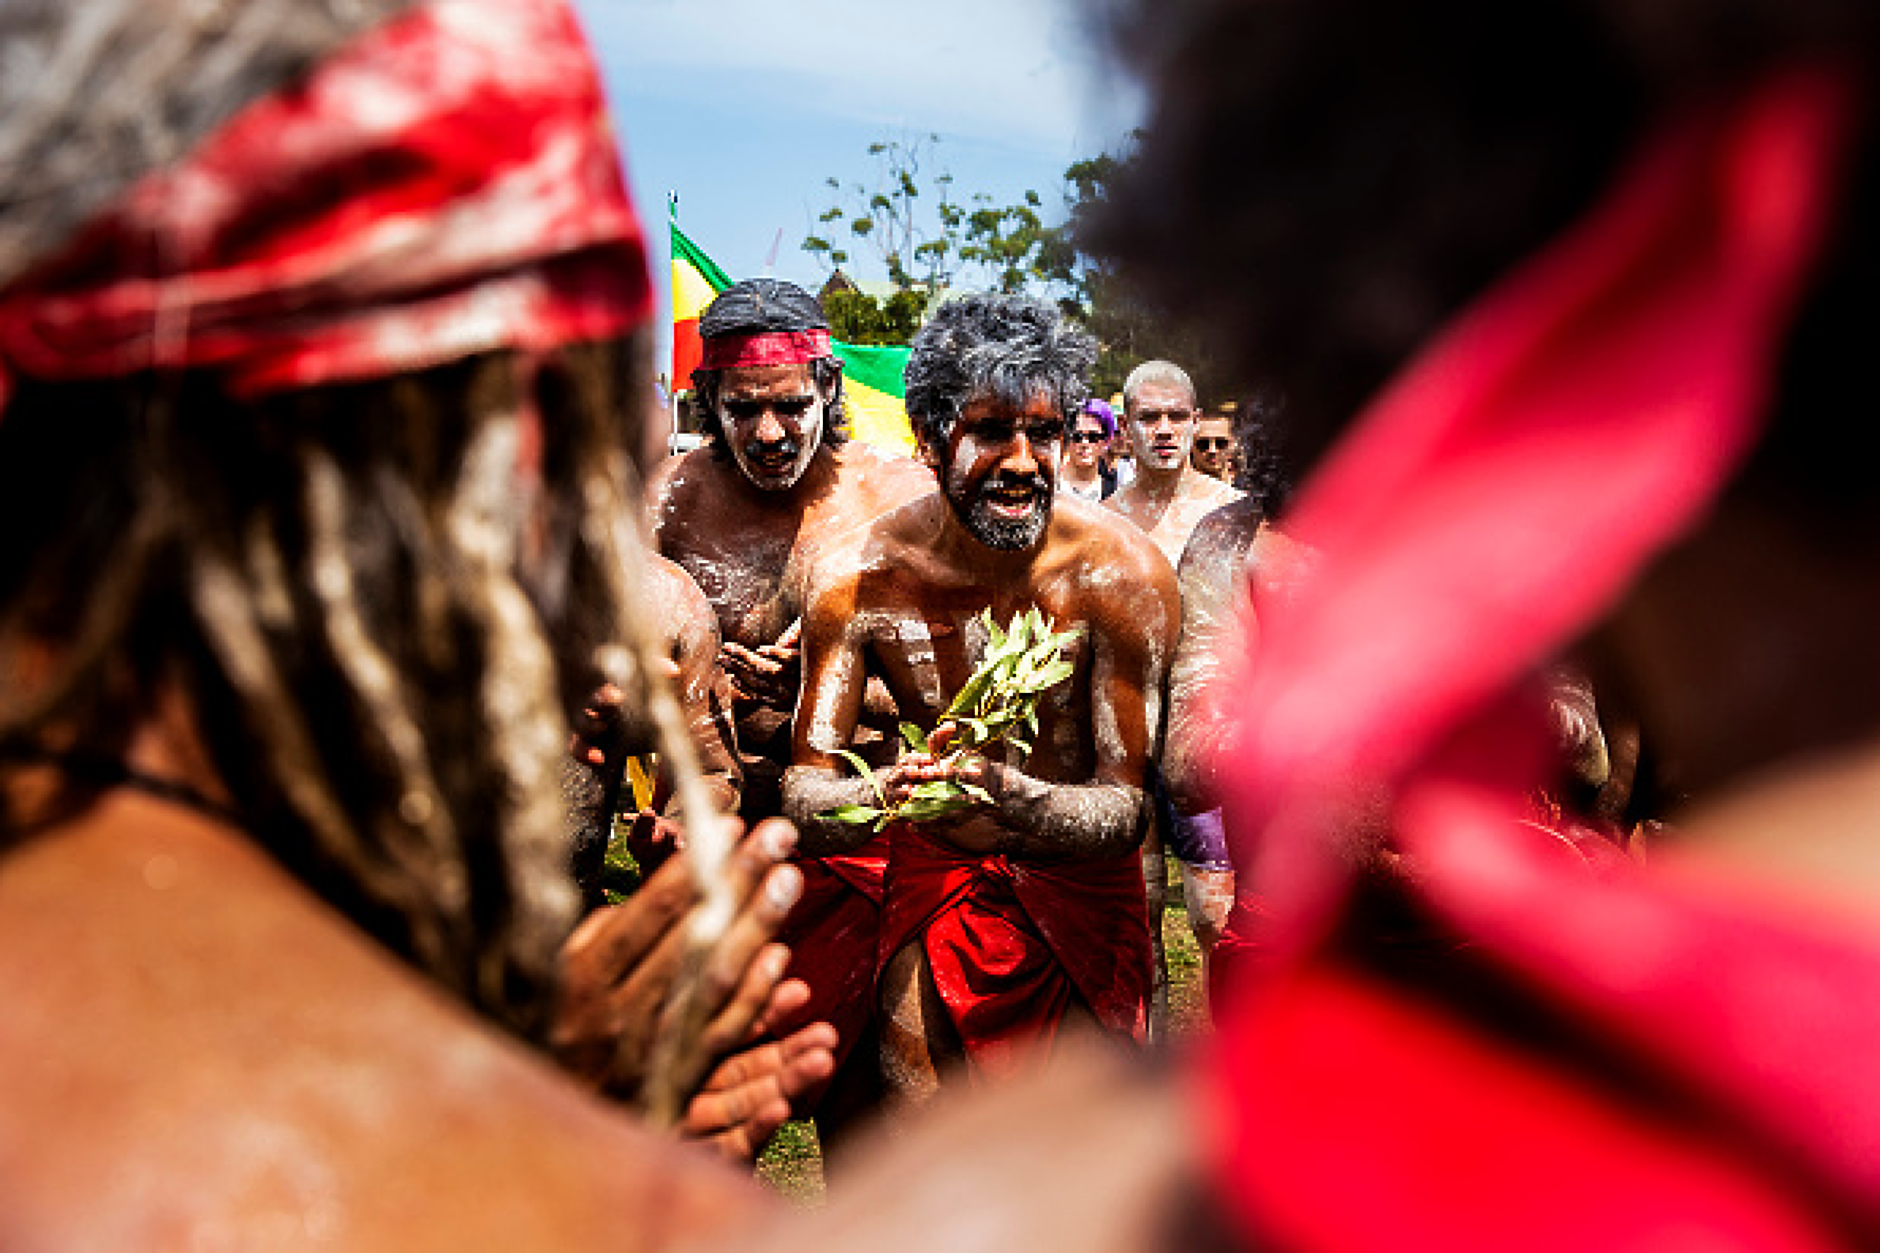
[982,483,1039,517]
[747,448,798,475]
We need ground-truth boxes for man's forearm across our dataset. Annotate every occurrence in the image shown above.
[782,765,885,856]
[978,763,1146,861]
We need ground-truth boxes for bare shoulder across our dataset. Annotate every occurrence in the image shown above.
[646,447,728,533]
[650,550,719,649]
[796,506,900,627]
[736,1043,1210,1253]
[1179,497,1265,582]
[1102,477,1145,516]
[832,441,936,511]
[643,446,690,509]
[1192,473,1246,512]
[0,799,764,1251]
[1061,494,1173,583]
[1054,497,1180,648]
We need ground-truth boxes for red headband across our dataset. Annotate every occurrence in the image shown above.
[0,0,650,404]
[699,329,833,370]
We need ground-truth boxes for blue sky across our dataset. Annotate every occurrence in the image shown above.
[572,0,1143,376]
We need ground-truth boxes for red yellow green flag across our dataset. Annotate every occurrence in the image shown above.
[670,222,730,394]
[834,340,915,456]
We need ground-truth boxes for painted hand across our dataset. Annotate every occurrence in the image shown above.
[722,621,802,710]
[624,806,684,877]
[679,1005,839,1162]
[551,818,825,1139]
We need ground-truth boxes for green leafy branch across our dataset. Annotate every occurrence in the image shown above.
[818,607,1081,833]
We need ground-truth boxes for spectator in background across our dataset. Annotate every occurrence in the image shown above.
[1060,397,1120,502]
[1190,408,1238,483]
[1107,361,1244,566]
[1106,359,1243,1034]
[1105,392,1138,489]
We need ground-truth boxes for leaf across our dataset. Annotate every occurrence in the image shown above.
[897,798,970,823]
[909,780,968,803]
[818,804,884,825]
[946,667,996,720]
[954,715,991,741]
[960,783,996,805]
[834,748,885,806]
[1019,659,1075,693]
[899,722,931,753]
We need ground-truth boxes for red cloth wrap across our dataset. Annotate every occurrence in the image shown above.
[0,0,650,403]
[878,823,1151,1076]
[1198,67,1866,1248]
[698,329,833,370]
[775,832,889,1078]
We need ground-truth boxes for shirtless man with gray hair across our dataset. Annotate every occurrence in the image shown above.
[784,293,1180,1108]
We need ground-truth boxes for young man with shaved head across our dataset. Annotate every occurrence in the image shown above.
[784,294,1180,1108]
[1103,359,1245,1031]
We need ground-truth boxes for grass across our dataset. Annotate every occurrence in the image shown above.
[753,855,1211,1200]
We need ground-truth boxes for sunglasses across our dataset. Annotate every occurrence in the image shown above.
[1194,437,1233,451]
[1068,429,1109,444]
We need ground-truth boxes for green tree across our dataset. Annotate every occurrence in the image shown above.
[802,135,1228,399]
[819,286,928,346]
[802,134,960,293]
[802,136,1075,342]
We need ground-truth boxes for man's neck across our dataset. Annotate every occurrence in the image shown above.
[1130,461,1190,501]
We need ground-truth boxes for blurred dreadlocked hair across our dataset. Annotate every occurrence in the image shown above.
[0,0,657,1042]
[1228,387,1293,519]
[903,292,1096,448]
[690,278,847,457]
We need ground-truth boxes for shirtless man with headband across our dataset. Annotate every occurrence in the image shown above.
[647,277,933,1136]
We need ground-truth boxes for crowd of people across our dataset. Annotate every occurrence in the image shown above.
[4,0,1880,1247]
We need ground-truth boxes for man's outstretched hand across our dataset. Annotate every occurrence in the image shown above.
[551,818,837,1161]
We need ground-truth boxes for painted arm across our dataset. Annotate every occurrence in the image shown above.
[1164,518,1257,816]
[779,578,878,856]
[660,553,742,795]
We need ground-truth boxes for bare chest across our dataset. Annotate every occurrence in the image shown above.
[855,582,1099,781]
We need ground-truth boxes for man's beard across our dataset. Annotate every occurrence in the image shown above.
[948,469,1053,550]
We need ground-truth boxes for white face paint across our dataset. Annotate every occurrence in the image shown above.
[1127,380,1199,473]
[716,362,826,492]
[938,392,1064,551]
